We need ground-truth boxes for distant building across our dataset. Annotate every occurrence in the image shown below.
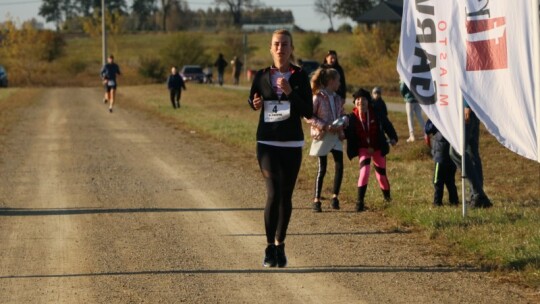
[355,0,403,27]
[241,23,295,33]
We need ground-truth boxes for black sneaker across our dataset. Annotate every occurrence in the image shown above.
[383,190,392,202]
[262,244,277,267]
[312,201,322,212]
[276,243,287,268]
[109,108,113,113]
[103,98,108,103]
[331,197,340,210]
[355,201,365,212]
[470,196,493,209]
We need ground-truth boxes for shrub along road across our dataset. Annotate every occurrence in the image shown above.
[0,88,535,303]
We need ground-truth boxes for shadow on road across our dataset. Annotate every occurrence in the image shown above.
[224,231,410,237]
[0,207,263,216]
[0,265,484,280]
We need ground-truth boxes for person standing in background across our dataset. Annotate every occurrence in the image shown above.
[231,56,243,85]
[425,119,459,207]
[214,53,228,86]
[167,66,186,109]
[321,50,347,100]
[371,86,388,117]
[248,29,313,268]
[399,81,426,142]
[449,101,492,209]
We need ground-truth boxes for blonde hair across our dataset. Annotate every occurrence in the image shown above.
[310,67,339,95]
[271,29,295,63]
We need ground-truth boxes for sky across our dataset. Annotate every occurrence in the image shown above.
[0,0,355,32]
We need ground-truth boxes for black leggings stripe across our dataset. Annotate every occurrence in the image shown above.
[257,143,302,244]
[314,150,343,199]
[360,158,371,168]
[374,165,386,176]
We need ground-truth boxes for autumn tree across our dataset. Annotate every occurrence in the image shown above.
[214,0,254,27]
[314,0,338,31]
[39,0,74,31]
[0,21,65,85]
[334,0,376,20]
[131,0,158,30]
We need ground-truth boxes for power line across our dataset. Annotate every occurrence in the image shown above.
[0,0,41,6]
[0,0,314,8]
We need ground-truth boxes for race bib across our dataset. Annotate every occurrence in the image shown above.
[107,80,116,86]
[264,100,291,123]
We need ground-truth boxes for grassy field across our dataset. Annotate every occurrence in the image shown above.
[24,31,398,92]
[117,83,540,289]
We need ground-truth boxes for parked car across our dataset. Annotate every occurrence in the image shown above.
[180,65,205,83]
[299,59,320,77]
[0,65,8,88]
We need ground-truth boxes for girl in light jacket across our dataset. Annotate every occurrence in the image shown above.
[306,68,345,212]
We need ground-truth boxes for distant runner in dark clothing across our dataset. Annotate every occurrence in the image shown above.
[100,55,121,113]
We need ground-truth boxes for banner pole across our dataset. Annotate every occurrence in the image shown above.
[460,91,467,218]
[533,0,540,163]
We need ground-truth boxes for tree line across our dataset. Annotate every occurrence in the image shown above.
[37,0,379,33]
[38,0,295,33]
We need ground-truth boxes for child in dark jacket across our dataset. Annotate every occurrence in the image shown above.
[167,66,186,109]
[424,119,459,207]
[344,88,398,212]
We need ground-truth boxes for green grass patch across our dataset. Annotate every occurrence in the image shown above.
[0,88,18,101]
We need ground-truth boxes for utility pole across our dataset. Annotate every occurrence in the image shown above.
[243,33,248,80]
[101,0,107,65]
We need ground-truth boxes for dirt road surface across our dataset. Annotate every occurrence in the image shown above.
[0,88,536,303]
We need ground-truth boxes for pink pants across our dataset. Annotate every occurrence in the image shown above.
[357,148,390,190]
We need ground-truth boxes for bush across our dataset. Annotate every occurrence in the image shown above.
[40,31,66,62]
[63,58,89,75]
[159,33,209,68]
[337,23,353,34]
[299,33,322,59]
[138,56,166,82]
[348,23,401,87]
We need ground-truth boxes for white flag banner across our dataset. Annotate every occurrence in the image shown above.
[454,0,539,162]
[397,0,463,152]
[398,0,540,162]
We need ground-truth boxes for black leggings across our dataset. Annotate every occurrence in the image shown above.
[257,143,302,244]
[314,150,343,199]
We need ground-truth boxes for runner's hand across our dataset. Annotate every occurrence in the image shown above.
[276,78,292,96]
[253,93,262,110]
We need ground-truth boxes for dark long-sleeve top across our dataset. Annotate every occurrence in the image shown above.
[425,119,451,163]
[100,63,121,81]
[167,73,186,90]
[248,65,313,142]
[344,104,398,160]
[372,97,388,117]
